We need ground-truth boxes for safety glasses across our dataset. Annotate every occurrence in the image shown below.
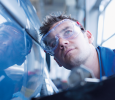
[40,19,81,56]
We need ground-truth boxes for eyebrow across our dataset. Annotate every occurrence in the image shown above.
[60,26,70,33]
[0,32,10,37]
[45,26,70,45]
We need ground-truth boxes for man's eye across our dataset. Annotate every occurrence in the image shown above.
[0,34,9,40]
[64,30,72,36]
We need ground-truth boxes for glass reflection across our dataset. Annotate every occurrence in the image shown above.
[0,1,57,99]
[0,22,32,100]
[0,22,32,69]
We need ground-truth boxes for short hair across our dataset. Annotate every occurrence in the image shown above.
[39,13,85,36]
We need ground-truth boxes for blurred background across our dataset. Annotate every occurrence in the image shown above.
[0,0,115,99]
[0,0,115,100]
[29,0,115,91]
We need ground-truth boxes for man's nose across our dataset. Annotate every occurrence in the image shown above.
[58,38,69,49]
[0,41,8,46]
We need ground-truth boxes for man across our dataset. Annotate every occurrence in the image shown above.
[0,22,32,100]
[39,14,115,80]
[0,22,32,69]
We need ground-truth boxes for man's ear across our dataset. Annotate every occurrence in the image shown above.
[86,30,94,44]
[54,58,62,67]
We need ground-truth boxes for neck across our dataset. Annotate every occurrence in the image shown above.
[83,45,100,79]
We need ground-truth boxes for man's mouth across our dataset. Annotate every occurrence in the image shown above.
[64,49,74,57]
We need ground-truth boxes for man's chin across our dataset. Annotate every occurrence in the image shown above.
[64,59,81,70]
[64,64,75,70]
[17,57,26,65]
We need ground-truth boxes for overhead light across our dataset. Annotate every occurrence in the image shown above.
[99,0,110,12]
[99,5,104,12]
[65,0,76,6]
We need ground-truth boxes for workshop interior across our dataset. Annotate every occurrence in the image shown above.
[0,0,115,100]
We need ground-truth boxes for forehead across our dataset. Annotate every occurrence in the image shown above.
[46,20,74,36]
[45,20,73,39]
[50,20,73,31]
[43,19,75,42]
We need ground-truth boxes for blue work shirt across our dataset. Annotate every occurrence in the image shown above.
[96,46,115,80]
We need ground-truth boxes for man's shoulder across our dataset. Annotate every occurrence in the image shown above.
[97,46,115,54]
[97,46,115,78]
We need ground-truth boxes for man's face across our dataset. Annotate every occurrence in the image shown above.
[50,20,93,70]
[0,32,13,61]
[0,26,32,69]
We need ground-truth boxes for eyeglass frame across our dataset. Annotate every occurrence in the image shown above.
[40,19,82,56]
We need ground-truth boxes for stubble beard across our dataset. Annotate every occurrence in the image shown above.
[66,49,91,70]
[64,53,83,70]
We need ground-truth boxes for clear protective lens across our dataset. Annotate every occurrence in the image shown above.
[40,19,81,56]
